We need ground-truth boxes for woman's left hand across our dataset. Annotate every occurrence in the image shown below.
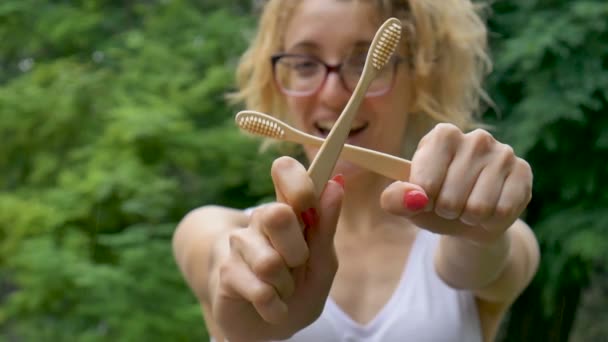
[380,123,533,244]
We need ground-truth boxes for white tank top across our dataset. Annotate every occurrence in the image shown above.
[271,230,482,342]
[214,215,482,342]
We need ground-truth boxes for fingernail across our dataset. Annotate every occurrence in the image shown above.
[300,208,318,227]
[331,174,345,188]
[403,190,428,211]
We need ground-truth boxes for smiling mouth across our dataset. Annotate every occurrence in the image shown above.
[314,121,369,138]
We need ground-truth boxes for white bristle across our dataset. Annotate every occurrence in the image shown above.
[372,22,401,70]
[238,115,285,139]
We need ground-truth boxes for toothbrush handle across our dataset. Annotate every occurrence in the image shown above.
[341,144,411,181]
[289,131,410,182]
[306,76,372,197]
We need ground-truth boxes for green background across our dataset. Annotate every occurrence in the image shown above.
[1,0,606,341]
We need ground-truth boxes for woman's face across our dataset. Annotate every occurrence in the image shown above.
[281,0,413,178]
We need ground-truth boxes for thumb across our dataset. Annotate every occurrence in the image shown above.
[305,176,344,267]
[381,181,477,237]
[381,181,429,217]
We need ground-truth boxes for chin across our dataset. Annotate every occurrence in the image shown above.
[332,159,366,177]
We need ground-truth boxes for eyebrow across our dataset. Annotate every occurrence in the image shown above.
[285,40,372,54]
[285,41,318,53]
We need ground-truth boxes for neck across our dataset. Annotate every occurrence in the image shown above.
[336,171,413,236]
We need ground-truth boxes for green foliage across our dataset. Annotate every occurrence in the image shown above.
[3,229,206,341]
[0,0,275,340]
[486,0,608,338]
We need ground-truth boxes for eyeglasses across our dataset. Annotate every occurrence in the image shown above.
[271,53,404,97]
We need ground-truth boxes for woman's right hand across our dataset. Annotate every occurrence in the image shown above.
[209,156,344,342]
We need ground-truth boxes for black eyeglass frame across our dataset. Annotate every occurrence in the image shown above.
[270,53,405,97]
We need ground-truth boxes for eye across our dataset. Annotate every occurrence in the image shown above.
[343,54,367,75]
[291,59,320,77]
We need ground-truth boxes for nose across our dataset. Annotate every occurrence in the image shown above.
[317,71,351,112]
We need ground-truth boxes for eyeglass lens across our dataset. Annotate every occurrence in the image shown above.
[274,54,395,96]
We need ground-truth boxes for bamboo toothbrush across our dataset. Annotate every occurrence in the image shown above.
[307,18,402,197]
[235,110,411,181]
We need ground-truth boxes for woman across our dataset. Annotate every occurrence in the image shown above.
[173,0,540,341]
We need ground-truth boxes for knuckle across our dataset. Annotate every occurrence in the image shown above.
[494,203,517,220]
[252,251,284,279]
[496,144,516,166]
[436,122,461,136]
[464,201,493,221]
[469,128,494,143]
[258,203,299,234]
[419,123,462,156]
[251,284,277,306]
[437,123,463,141]
[435,196,461,217]
[249,206,269,229]
[264,203,296,225]
[228,230,246,250]
[500,143,515,156]
[467,129,495,153]
[421,123,461,146]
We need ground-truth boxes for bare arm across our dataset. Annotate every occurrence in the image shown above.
[380,123,539,341]
[434,219,539,298]
[434,219,540,341]
[172,205,247,341]
[172,157,344,342]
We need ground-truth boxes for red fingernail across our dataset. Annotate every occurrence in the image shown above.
[331,174,345,188]
[403,190,428,211]
[300,208,318,227]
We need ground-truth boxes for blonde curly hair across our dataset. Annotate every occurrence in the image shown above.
[231,0,492,156]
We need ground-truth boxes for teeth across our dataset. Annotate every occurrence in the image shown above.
[316,120,367,132]
[316,120,335,131]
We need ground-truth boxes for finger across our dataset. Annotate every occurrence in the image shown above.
[306,179,344,273]
[483,160,533,231]
[433,131,496,219]
[381,181,474,236]
[410,123,460,207]
[218,257,288,324]
[380,181,428,217]
[259,203,310,267]
[459,146,515,226]
[271,156,317,222]
[229,228,295,300]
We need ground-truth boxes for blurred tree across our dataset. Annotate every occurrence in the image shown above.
[0,0,275,340]
[485,0,608,341]
[569,270,608,342]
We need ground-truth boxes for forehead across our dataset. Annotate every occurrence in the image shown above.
[283,0,381,55]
